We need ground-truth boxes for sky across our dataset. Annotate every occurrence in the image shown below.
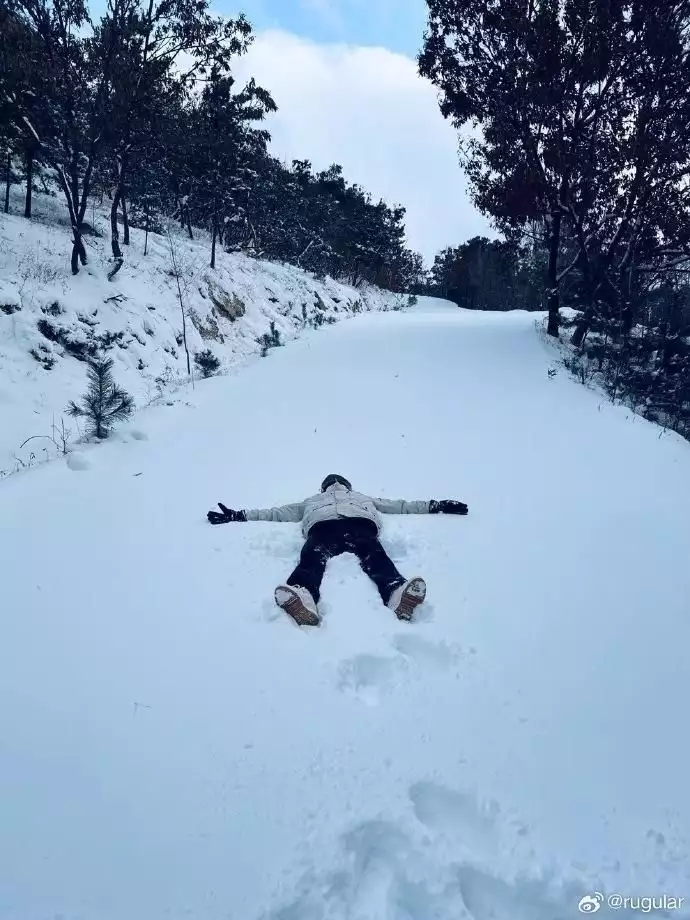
[229,0,429,57]
[220,0,494,263]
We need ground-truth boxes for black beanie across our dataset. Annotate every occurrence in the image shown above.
[321,473,352,492]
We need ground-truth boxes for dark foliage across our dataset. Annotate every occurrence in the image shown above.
[428,237,543,311]
[419,0,690,437]
[194,348,221,377]
[67,356,133,438]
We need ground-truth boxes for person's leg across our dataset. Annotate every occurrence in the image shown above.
[347,521,406,604]
[286,535,331,603]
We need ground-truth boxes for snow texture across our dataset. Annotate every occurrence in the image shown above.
[2,257,690,918]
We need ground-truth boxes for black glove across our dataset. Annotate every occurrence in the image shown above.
[207,502,247,524]
[429,499,468,515]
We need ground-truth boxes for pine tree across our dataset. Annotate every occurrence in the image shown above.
[419,0,690,338]
[67,357,134,439]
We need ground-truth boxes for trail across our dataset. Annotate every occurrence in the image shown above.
[2,299,689,920]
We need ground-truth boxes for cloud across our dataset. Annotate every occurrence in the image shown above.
[233,30,494,264]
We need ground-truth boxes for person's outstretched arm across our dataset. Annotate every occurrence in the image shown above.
[207,501,305,525]
[372,497,468,515]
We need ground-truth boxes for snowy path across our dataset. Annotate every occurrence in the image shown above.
[2,299,690,920]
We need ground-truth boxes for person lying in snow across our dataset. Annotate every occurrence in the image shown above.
[207,473,468,626]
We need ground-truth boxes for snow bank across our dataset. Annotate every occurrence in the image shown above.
[0,189,408,473]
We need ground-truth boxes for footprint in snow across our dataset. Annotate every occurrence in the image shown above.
[391,633,459,669]
[455,864,574,920]
[262,819,468,920]
[336,654,404,706]
[336,634,461,705]
[409,780,500,845]
[259,814,575,920]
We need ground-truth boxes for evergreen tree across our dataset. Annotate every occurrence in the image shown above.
[67,357,134,439]
[428,237,541,311]
[419,0,690,338]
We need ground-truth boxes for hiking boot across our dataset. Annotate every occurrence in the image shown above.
[387,577,426,621]
[274,584,320,626]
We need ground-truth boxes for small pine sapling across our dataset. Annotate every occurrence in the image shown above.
[67,356,134,439]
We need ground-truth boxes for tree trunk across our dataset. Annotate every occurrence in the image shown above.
[121,193,129,245]
[545,209,561,337]
[111,188,123,260]
[186,211,193,240]
[571,311,591,347]
[4,152,10,213]
[619,261,635,337]
[144,200,149,256]
[53,161,88,274]
[210,212,217,269]
[24,148,33,218]
[71,228,87,275]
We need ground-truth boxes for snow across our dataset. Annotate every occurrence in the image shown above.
[2,289,690,917]
[0,187,406,474]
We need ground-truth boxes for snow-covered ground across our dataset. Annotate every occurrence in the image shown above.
[0,189,406,474]
[2,297,690,920]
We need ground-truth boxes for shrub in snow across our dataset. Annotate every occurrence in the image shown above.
[77,312,98,328]
[41,301,65,317]
[36,317,61,343]
[37,316,125,361]
[30,346,56,370]
[258,322,283,357]
[67,357,134,439]
[194,349,221,378]
[563,352,593,385]
[99,330,125,350]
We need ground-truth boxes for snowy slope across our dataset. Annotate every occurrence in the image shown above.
[2,298,690,920]
[0,189,407,474]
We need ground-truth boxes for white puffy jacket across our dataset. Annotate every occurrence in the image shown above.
[244,482,431,537]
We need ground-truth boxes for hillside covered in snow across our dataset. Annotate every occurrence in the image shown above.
[0,188,410,474]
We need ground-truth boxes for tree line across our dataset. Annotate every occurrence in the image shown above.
[0,0,425,292]
[419,0,690,438]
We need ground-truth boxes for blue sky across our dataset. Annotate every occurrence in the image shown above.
[223,0,429,57]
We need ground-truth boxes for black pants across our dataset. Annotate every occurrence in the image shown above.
[287,518,406,604]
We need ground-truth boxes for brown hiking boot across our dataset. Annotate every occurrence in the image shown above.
[386,577,426,620]
[274,585,320,626]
